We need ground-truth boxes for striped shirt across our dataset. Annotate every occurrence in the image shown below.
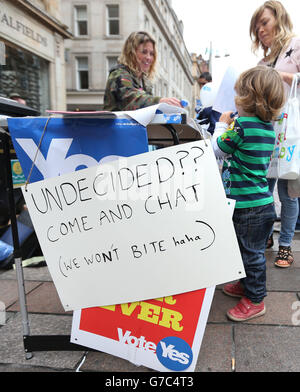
[217,116,275,209]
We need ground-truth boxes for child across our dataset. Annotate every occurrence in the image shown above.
[212,65,285,321]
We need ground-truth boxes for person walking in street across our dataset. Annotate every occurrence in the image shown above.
[103,31,182,111]
[196,72,220,135]
[198,72,212,90]
[212,66,285,321]
[9,92,27,106]
[250,0,300,268]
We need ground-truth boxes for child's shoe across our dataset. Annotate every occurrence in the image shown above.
[227,297,266,322]
[223,281,244,298]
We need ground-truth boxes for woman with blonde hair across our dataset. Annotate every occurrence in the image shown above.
[250,0,300,268]
[104,31,182,111]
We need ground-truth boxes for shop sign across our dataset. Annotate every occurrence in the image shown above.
[0,0,53,60]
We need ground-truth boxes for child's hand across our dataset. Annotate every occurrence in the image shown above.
[220,111,235,125]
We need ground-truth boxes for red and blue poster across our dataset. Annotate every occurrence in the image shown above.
[72,288,215,372]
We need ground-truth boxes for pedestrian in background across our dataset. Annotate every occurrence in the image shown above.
[212,66,285,321]
[198,71,212,89]
[9,92,26,106]
[250,0,300,268]
[196,72,220,135]
[103,31,182,111]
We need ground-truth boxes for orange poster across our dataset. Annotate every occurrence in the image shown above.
[71,287,215,372]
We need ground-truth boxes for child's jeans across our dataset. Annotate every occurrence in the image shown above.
[233,203,276,303]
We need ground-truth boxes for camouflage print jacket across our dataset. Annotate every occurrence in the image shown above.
[103,64,161,111]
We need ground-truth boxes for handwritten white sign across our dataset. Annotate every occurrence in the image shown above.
[22,140,245,311]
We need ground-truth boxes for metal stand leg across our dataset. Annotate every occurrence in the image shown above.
[1,128,33,359]
[15,257,33,359]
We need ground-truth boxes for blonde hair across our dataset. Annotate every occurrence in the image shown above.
[250,1,295,64]
[119,31,157,79]
[235,66,285,122]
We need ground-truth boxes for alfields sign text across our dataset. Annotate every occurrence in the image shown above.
[0,6,48,47]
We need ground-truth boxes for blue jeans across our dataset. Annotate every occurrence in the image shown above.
[268,178,299,247]
[296,199,300,229]
[233,203,276,303]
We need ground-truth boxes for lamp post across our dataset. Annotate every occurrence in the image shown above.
[204,41,230,86]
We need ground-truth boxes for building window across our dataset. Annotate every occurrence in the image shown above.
[144,15,150,31]
[158,38,162,63]
[0,44,50,115]
[76,56,89,89]
[163,45,167,69]
[171,55,175,81]
[107,56,118,75]
[157,79,162,96]
[106,5,119,35]
[152,27,156,40]
[74,5,88,36]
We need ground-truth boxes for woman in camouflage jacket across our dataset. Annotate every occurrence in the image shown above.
[103,31,182,111]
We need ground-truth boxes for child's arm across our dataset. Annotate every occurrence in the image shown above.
[212,111,235,159]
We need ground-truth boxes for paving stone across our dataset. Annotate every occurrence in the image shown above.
[81,351,153,372]
[8,282,70,315]
[210,288,299,326]
[0,279,41,309]
[195,324,233,372]
[0,312,84,370]
[0,363,63,372]
[292,233,300,251]
[266,249,300,292]
[267,267,300,292]
[207,289,239,324]
[247,292,299,326]
[234,325,300,372]
[0,266,52,282]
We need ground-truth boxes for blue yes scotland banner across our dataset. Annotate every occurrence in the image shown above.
[7,117,149,183]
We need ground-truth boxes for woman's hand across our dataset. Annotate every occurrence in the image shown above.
[159,97,182,107]
[219,111,235,125]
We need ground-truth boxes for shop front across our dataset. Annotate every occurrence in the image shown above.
[0,0,72,114]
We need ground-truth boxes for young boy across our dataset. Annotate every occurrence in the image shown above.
[212,65,285,321]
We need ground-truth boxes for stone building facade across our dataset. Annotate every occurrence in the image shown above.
[0,0,72,114]
[61,0,195,114]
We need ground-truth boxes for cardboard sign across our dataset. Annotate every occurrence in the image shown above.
[22,140,245,311]
[71,288,215,372]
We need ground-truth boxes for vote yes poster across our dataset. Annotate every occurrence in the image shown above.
[71,288,215,372]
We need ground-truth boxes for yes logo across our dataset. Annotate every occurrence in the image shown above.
[156,336,193,371]
[9,117,148,183]
[15,138,123,179]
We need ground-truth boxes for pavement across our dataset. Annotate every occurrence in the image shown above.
[0,229,299,374]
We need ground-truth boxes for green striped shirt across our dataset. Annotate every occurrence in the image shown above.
[217,117,275,209]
